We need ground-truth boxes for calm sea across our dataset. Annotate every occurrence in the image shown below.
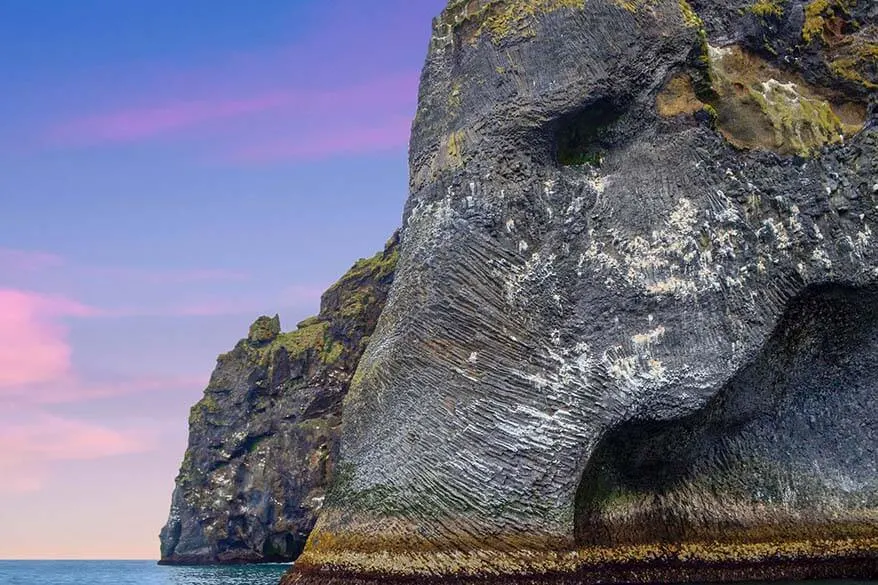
[0,563,876,585]
[0,561,290,585]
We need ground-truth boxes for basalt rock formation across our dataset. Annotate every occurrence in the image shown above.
[283,0,878,583]
[158,234,398,565]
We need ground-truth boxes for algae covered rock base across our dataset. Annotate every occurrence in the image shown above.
[164,0,877,582]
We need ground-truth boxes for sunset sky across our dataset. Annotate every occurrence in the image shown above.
[0,0,445,559]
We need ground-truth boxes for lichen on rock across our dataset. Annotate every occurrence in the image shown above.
[657,42,867,156]
[247,314,281,344]
[438,0,584,45]
[799,0,877,90]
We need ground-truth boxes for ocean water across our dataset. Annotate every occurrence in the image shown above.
[0,563,875,585]
[0,561,291,585]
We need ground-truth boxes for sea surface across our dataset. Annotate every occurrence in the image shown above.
[0,562,876,585]
[0,561,291,585]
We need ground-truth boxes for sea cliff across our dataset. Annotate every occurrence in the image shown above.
[162,0,878,581]
[159,234,398,564]
[284,0,877,582]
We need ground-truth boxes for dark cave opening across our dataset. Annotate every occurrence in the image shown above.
[574,283,878,546]
[554,98,624,167]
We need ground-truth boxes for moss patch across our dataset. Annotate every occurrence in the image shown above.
[748,79,845,154]
[798,1,877,90]
[441,0,583,46]
[322,339,344,365]
[826,27,878,90]
[188,392,221,425]
[273,321,330,360]
[248,314,281,343]
[343,247,398,284]
[447,130,464,166]
[436,130,466,171]
[678,0,702,28]
[692,44,865,156]
[803,0,853,44]
[296,316,322,329]
[748,0,785,18]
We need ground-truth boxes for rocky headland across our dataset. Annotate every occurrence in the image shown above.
[159,234,398,564]
[164,0,877,582]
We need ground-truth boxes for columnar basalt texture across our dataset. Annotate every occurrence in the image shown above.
[158,234,398,565]
[285,0,877,582]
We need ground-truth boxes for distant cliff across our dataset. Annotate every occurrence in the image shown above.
[284,0,877,583]
[158,233,398,565]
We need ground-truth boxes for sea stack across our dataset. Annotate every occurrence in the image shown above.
[283,0,877,582]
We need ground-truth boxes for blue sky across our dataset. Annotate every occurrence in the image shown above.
[0,0,446,559]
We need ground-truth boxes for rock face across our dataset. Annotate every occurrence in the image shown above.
[158,234,398,565]
[285,0,877,582]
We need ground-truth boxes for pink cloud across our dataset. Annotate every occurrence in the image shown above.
[0,289,100,388]
[50,93,291,144]
[47,73,418,147]
[0,248,64,273]
[95,284,324,318]
[228,116,413,163]
[83,266,250,284]
[0,413,155,494]
[0,281,321,403]
[0,373,207,406]
[0,246,250,283]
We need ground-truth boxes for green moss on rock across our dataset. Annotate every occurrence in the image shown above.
[248,314,281,343]
[827,31,878,90]
[440,0,584,46]
[748,79,845,155]
[678,0,703,28]
[273,321,330,359]
[748,0,785,18]
[802,0,852,44]
[296,315,322,329]
[696,43,866,156]
[322,340,345,365]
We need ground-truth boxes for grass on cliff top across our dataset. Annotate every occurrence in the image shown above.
[441,0,583,45]
[257,242,398,365]
[340,244,399,285]
[205,238,398,404]
[322,241,398,321]
[248,314,281,342]
[269,319,344,366]
[272,320,329,357]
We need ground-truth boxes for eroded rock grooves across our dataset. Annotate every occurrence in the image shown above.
[282,0,877,582]
[158,234,398,565]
